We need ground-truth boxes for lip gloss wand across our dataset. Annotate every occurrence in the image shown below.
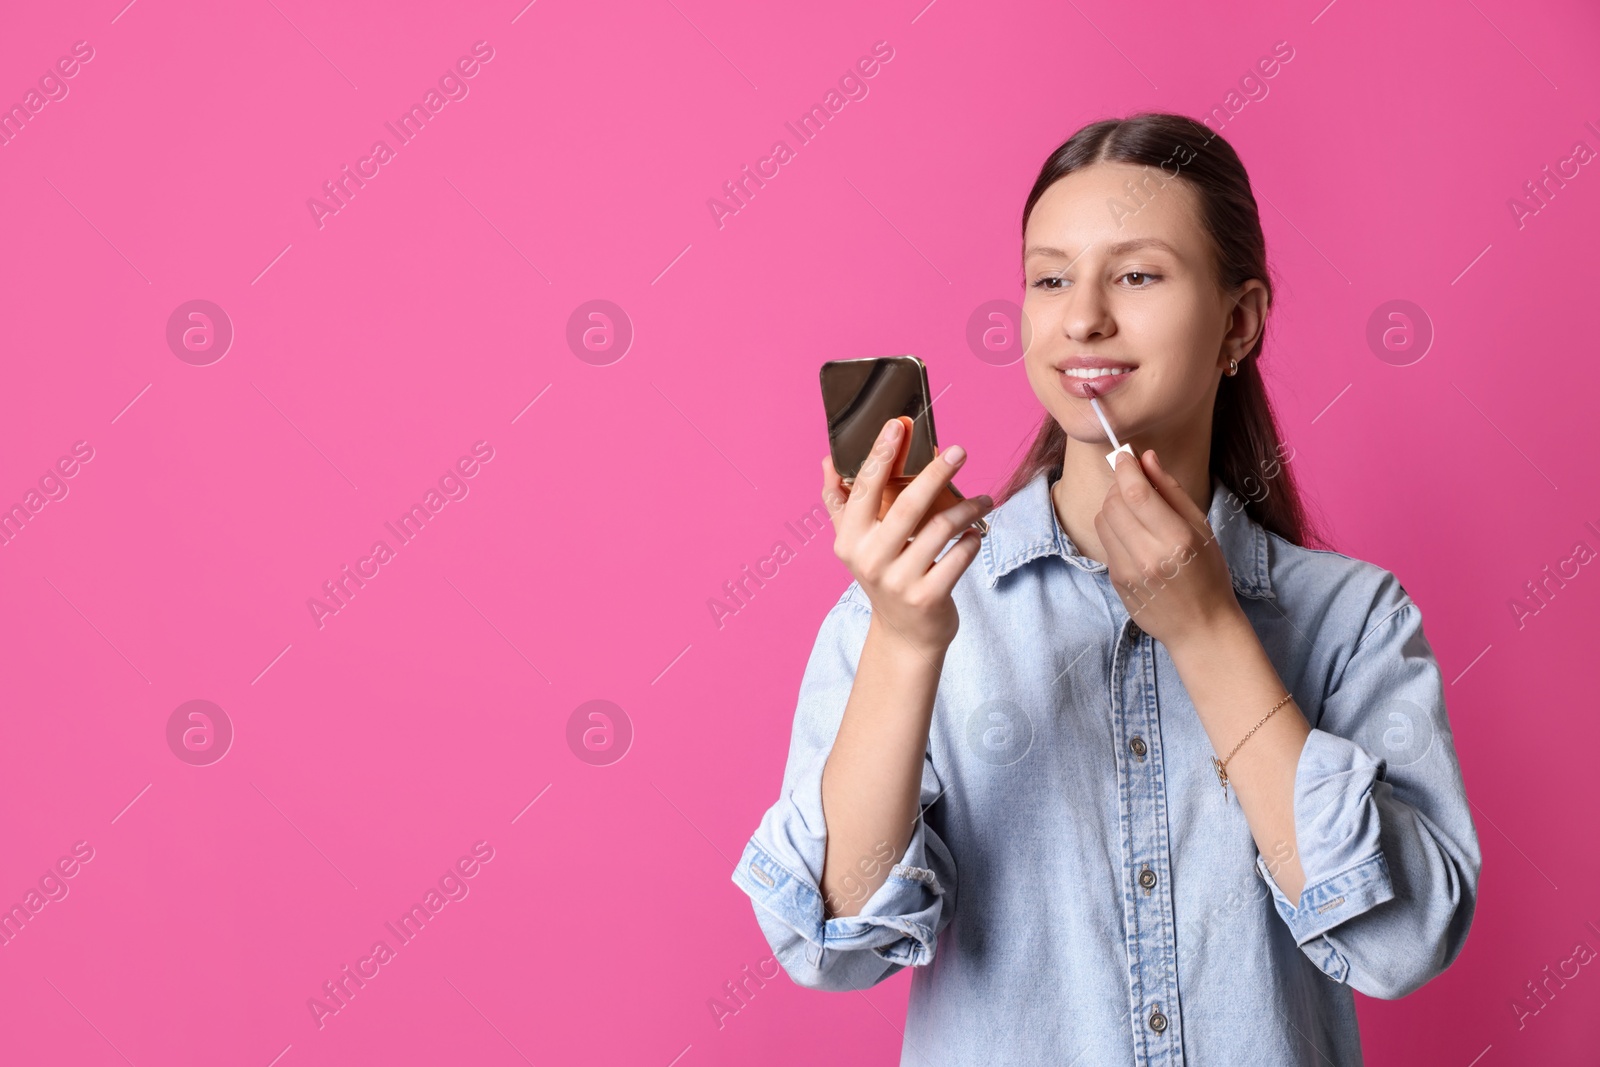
[1088,393,1135,471]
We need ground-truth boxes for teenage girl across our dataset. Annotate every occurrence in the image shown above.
[733,112,1480,1066]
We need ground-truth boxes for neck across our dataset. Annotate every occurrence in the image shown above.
[1051,431,1213,564]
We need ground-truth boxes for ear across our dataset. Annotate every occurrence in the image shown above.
[1224,280,1270,361]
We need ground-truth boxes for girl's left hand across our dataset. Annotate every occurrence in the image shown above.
[1095,449,1242,649]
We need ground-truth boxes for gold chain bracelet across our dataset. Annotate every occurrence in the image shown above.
[1211,693,1294,799]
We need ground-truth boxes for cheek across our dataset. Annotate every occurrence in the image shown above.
[1019,291,1046,341]
[1117,294,1190,345]
[1019,293,1060,373]
[1021,353,1059,408]
[1117,297,1217,375]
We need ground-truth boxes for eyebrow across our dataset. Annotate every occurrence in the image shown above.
[1024,238,1179,259]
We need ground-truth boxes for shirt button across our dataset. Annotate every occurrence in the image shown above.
[1139,868,1157,890]
[1148,1007,1168,1033]
[1129,736,1147,760]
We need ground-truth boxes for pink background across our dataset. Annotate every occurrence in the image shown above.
[1,0,1597,1063]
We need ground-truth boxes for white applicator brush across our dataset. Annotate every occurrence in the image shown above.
[1089,396,1135,471]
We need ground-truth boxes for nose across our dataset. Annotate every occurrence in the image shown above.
[1062,278,1115,343]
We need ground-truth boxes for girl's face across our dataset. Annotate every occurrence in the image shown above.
[1020,161,1261,450]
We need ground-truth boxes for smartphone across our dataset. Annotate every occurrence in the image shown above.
[819,355,988,536]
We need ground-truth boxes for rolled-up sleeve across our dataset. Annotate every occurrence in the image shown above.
[730,587,958,992]
[1256,573,1482,999]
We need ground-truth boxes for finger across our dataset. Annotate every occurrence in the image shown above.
[1106,450,1196,555]
[877,443,970,545]
[821,455,850,527]
[1109,448,1179,536]
[839,419,904,542]
[1099,471,1164,562]
[1142,450,1212,532]
[889,493,995,579]
[1094,506,1146,607]
[919,526,985,600]
[1100,486,1192,614]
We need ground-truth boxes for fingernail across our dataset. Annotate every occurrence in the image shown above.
[943,445,966,466]
[882,420,902,441]
[978,494,994,509]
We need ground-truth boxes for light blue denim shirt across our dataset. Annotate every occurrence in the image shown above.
[732,468,1481,1066]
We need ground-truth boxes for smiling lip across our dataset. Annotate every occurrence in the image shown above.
[1057,357,1136,400]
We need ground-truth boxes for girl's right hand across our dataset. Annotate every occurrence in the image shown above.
[822,418,995,661]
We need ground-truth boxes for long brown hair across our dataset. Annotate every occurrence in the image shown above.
[996,112,1327,550]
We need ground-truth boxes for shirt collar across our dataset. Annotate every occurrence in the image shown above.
[978,467,1275,601]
